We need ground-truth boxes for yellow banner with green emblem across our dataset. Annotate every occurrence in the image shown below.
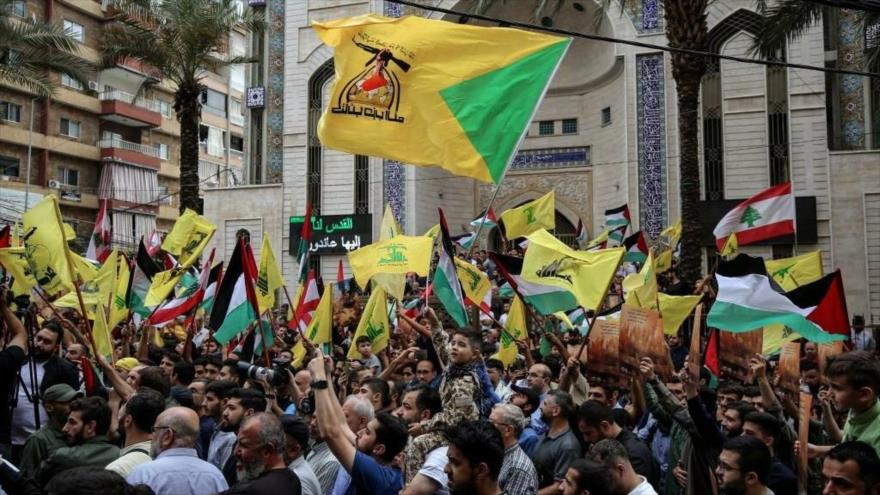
[500,190,555,239]
[454,258,490,307]
[347,286,391,359]
[347,236,432,289]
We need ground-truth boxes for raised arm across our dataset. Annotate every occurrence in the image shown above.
[309,349,357,472]
[0,288,27,353]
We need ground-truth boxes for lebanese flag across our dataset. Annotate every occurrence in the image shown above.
[291,270,320,331]
[86,200,112,263]
[713,182,796,249]
[146,230,162,257]
[148,249,215,325]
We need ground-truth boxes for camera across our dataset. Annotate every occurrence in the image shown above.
[299,390,315,415]
[235,359,290,387]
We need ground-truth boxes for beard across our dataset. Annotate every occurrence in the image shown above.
[220,419,240,433]
[65,430,83,446]
[236,458,266,482]
[449,479,477,495]
[115,424,126,447]
[720,478,747,495]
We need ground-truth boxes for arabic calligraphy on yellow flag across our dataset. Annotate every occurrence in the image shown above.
[454,258,490,307]
[348,286,391,359]
[494,295,527,366]
[161,209,216,268]
[348,236,432,290]
[22,195,74,296]
[764,251,823,291]
[500,190,555,239]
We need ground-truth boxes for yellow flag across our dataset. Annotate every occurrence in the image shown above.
[624,251,658,310]
[660,220,681,248]
[763,324,800,355]
[92,301,113,358]
[765,251,823,291]
[655,249,673,273]
[494,295,527,366]
[522,229,624,313]
[423,224,440,240]
[584,229,610,251]
[53,250,117,318]
[257,232,285,313]
[553,311,574,330]
[108,253,130,328]
[305,285,332,345]
[292,340,307,368]
[314,14,570,184]
[375,205,406,300]
[380,204,401,239]
[22,195,74,295]
[0,247,36,296]
[454,258,490,307]
[161,209,216,268]
[71,253,99,283]
[145,269,183,307]
[348,236,433,290]
[720,233,738,258]
[348,287,391,359]
[658,293,701,335]
[500,190,556,239]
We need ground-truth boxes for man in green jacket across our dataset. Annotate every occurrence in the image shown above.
[18,384,82,478]
[36,396,120,487]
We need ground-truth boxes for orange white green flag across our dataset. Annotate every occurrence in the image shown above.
[313,14,570,183]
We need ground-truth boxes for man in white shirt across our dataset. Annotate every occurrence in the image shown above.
[589,439,657,495]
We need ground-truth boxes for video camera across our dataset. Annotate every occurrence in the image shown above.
[235,359,290,388]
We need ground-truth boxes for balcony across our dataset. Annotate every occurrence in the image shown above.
[98,137,161,169]
[99,90,162,127]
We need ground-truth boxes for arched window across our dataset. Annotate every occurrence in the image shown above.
[307,60,334,214]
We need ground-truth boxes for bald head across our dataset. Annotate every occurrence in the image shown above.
[528,363,552,393]
[158,406,199,448]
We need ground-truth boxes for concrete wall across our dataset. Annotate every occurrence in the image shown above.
[202,184,285,265]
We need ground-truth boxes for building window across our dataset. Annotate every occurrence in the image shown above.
[767,48,790,186]
[0,101,21,123]
[61,73,83,90]
[562,118,578,134]
[538,120,555,136]
[57,167,79,187]
[60,118,81,138]
[354,155,369,214]
[308,60,335,214]
[155,143,169,160]
[230,65,245,93]
[771,244,793,259]
[600,107,612,127]
[0,156,19,177]
[701,58,724,200]
[230,135,244,152]
[63,20,84,43]
[8,1,25,17]
[157,100,172,118]
[201,88,227,117]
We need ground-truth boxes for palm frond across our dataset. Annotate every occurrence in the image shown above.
[750,0,823,60]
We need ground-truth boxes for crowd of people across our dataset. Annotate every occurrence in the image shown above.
[0,246,878,495]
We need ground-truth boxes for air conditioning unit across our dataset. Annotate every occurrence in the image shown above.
[88,81,100,92]
[48,179,61,189]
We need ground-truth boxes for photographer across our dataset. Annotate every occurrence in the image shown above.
[0,286,29,459]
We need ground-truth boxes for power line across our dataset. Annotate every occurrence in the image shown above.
[386,0,880,79]
[804,0,880,12]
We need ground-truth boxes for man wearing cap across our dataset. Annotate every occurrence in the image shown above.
[281,415,321,495]
[18,384,81,478]
[510,384,542,456]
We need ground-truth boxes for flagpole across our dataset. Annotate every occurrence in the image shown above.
[575,310,598,363]
[260,309,273,366]
[468,184,503,259]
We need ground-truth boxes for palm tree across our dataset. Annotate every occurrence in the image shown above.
[0,0,94,97]
[473,0,710,284]
[101,0,261,214]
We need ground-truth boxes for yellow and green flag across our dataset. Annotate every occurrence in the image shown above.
[314,14,570,184]
[522,229,624,314]
[0,247,36,296]
[54,249,118,318]
[375,204,406,301]
[658,293,702,335]
[655,249,673,273]
[720,233,739,258]
[765,251,823,291]
[454,257,491,308]
[108,252,130,329]
[624,251,659,310]
[305,284,332,346]
[423,224,440,240]
[347,286,391,359]
[161,209,215,268]
[22,195,75,296]
[500,190,556,239]
[348,236,433,290]
[494,295,527,366]
[92,301,113,358]
[256,232,284,313]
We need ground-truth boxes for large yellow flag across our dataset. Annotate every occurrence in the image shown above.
[54,249,117,317]
[658,293,701,335]
[0,247,36,296]
[765,251,823,291]
[71,253,99,283]
[161,209,215,268]
[494,295,527,366]
[257,232,284,313]
[655,249,673,274]
[454,258,490,307]
[423,224,440,240]
[314,15,570,184]
[145,269,182,308]
[522,229,624,313]
[375,205,406,300]
[624,251,659,310]
[305,284,332,346]
[500,190,556,239]
[108,252,130,329]
[92,301,113,358]
[22,195,74,295]
[348,287,391,359]
[660,220,682,249]
[348,236,433,290]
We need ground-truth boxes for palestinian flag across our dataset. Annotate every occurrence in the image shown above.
[707,254,846,343]
[471,207,498,229]
[575,219,588,246]
[713,182,795,250]
[148,249,215,326]
[209,239,260,345]
[86,199,112,263]
[623,231,649,264]
[127,239,161,325]
[604,205,631,245]
[199,262,224,314]
[435,209,469,327]
[489,252,578,315]
[452,232,477,250]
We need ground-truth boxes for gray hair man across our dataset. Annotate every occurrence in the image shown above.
[489,403,539,495]
[226,413,302,494]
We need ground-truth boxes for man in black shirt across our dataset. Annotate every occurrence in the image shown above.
[221,413,301,495]
[0,289,28,458]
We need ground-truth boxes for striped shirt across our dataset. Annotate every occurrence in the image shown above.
[499,444,539,495]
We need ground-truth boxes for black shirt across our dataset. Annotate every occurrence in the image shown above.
[616,429,660,488]
[220,468,302,495]
[0,346,27,444]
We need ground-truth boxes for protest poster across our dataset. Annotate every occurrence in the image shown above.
[619,305,673,380]
[587,318,622,388]
[778,341,801,397]
[798,392,813,494]
[718,329,763,382]
[817,341,844,378]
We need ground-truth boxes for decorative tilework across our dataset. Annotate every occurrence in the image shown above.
[511,148,591,170]
[623,0,664,34]
[838,9,865,150]
[265,0,285,183]
[636,53,667,238]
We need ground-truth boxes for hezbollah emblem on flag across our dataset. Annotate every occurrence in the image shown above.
[378,243,408,267]
[334,35,412,123]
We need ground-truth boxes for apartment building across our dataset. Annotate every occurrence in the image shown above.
[0,0,249,252]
